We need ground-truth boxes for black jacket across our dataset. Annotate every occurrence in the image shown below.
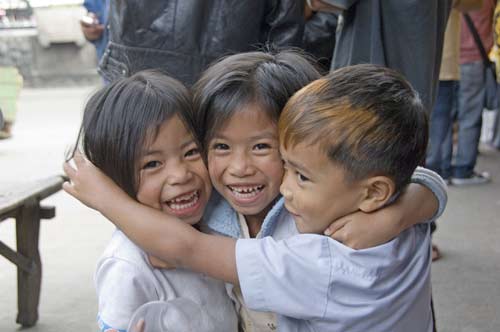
[99,0,305,85]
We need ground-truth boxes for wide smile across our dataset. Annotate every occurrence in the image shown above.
[226,184,265,204]
[164,190,202,217]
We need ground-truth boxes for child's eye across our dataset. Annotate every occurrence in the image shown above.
[253,143,271,150]
[212,143,230,150]
[185,147,200,158]
[297,172,310,183]
[143,160,161,169]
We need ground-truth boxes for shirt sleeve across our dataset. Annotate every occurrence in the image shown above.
[235,235,332,320]
[410,166,448,221]
[95,258,157,332]
[83,0,97,13]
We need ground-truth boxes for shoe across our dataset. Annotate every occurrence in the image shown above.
[0,121,12,140]
[432,244,442,262]
[451,171,491,186]
[0,129,11,139]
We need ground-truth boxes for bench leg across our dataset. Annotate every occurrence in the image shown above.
[15,198,41,327]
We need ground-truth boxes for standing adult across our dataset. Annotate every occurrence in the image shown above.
[99,0,305,86]
[307,0,453,113]
[492,1,500,149]
[427,0,483,182]
[451,0,495,185]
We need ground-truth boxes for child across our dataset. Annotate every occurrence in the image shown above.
[64,63,446,331]
[192,51,446,330]
[70,70,237,332]
[193,51,322,330]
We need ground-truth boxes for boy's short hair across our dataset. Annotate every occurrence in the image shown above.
[279,64,428,192]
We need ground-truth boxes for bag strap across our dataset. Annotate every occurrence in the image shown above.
[463,13,491,65]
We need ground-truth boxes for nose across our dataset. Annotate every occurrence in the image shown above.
[228,150,254,177]
[166,161,193,186]
[280,170,293,201]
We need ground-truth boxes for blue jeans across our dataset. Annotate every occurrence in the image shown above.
[426,80,457,179]
[454,61,485,178]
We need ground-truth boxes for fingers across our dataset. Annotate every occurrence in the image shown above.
[73,150,85,165]
[62,153,83,198]
[63,161,77,179]
[62,180,77,198]
[324,216,350,236]
[135,318,145,332]
[329,227,346,244]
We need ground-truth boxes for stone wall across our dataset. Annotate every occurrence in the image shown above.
[0,5,101,87]
[0,29,36,81]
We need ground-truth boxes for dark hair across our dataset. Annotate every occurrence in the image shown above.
[70,70,195,198]
[192,50,321,150]
[280,64,428,192]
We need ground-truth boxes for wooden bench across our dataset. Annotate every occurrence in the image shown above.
[0,175,64,327]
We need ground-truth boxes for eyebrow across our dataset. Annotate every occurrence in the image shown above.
[142,139,197,156]
[213,131,278,141]
[285,157,311,176]
[179,138,197,150]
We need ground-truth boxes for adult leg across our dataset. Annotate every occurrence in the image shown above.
[427,80,456,180]
[452,61,490,184]
[441,81,459,179]
[491,107,500,148]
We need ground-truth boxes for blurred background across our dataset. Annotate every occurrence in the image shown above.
[0,0,100,87]
[0,1,499,332]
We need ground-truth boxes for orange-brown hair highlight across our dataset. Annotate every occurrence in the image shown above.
[279,64,428,191]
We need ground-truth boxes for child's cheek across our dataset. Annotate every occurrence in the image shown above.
[207,158,223,191]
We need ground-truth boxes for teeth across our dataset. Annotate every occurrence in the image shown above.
[167,191,199,210]
[229,185,264,198]
[172,191,197,203]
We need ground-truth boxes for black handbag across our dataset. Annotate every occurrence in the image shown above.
[464,13,499,110]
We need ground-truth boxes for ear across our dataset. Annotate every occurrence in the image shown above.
[358,176,396,213]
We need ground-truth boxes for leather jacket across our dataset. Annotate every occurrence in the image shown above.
[99,0,305,85]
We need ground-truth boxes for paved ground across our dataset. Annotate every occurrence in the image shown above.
[0,87,499,332]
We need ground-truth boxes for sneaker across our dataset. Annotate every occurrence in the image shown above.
[451,171,491,186]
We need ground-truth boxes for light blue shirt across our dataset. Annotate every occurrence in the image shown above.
[236,207,434,332]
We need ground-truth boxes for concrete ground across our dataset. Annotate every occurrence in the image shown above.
[0,87,499,331]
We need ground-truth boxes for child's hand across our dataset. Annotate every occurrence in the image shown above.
[63,151,124,213]
[324,208,403,250]
[133,318,145,332]
[324,183,438,250]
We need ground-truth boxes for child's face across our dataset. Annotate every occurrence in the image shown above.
[136,114,212,225]
[280,142,364,234]
[207,105,283,219]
